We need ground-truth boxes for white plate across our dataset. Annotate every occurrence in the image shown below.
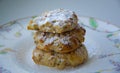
[0,16,120,73]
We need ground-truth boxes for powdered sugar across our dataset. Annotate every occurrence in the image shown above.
[60,36,70,45]
[33,9,75,27]
[36,32,46,41]
[44,36,58,45]
[43,35,70,45]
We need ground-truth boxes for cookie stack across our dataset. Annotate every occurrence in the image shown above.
[27,9,88,69]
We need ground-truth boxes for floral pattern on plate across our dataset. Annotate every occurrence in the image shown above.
[0,16,120,73]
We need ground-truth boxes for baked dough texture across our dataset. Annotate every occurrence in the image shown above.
[34,26,85,53]
[32,44,88,69]
[27,9,78,33]
[27,9,88,69]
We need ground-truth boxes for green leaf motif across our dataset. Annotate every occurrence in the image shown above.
[107,34,113,38]
[0,48,14,54]
[32,16,37,19]
[7,21,17,26]
[89,18,98,29]
[0,45,4,47]
[0,51,7,54]
[15,31,22,37]
[115,44,120,49]
[10,21,17,25]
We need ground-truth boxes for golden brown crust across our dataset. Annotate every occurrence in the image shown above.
[34,26,85,53]
[32,44,88,69]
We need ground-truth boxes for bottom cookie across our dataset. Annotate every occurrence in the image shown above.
[32,44,88,69]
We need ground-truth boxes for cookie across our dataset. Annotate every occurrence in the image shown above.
[34,26,85,53]
[32,44,88,69]
[27,9,78,33]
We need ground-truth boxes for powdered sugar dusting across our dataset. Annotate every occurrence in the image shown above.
[43,35,70,45]
[33,9,75,27]
[44,36,58,45]
[60,36,70,45]
[35,32,46,41]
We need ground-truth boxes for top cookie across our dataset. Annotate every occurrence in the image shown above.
[27,9,78,33]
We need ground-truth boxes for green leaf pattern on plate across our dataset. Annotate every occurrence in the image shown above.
[0,16,120,73]
[0,45,4,47]
[15,31,22,37]
[32,16,37,19]
[0,48,14,54]
[107,34,113,38]
[6,21,17,27]
[89,18,98,29]
[115,44,120,48]
[107,32,120,49]
[0,51,7,54]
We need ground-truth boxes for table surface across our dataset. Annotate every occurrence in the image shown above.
[0,0,120,27]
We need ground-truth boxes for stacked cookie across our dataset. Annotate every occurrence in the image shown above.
[27,9,88,69]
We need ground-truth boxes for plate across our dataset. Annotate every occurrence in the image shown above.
[0,16,120,73]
